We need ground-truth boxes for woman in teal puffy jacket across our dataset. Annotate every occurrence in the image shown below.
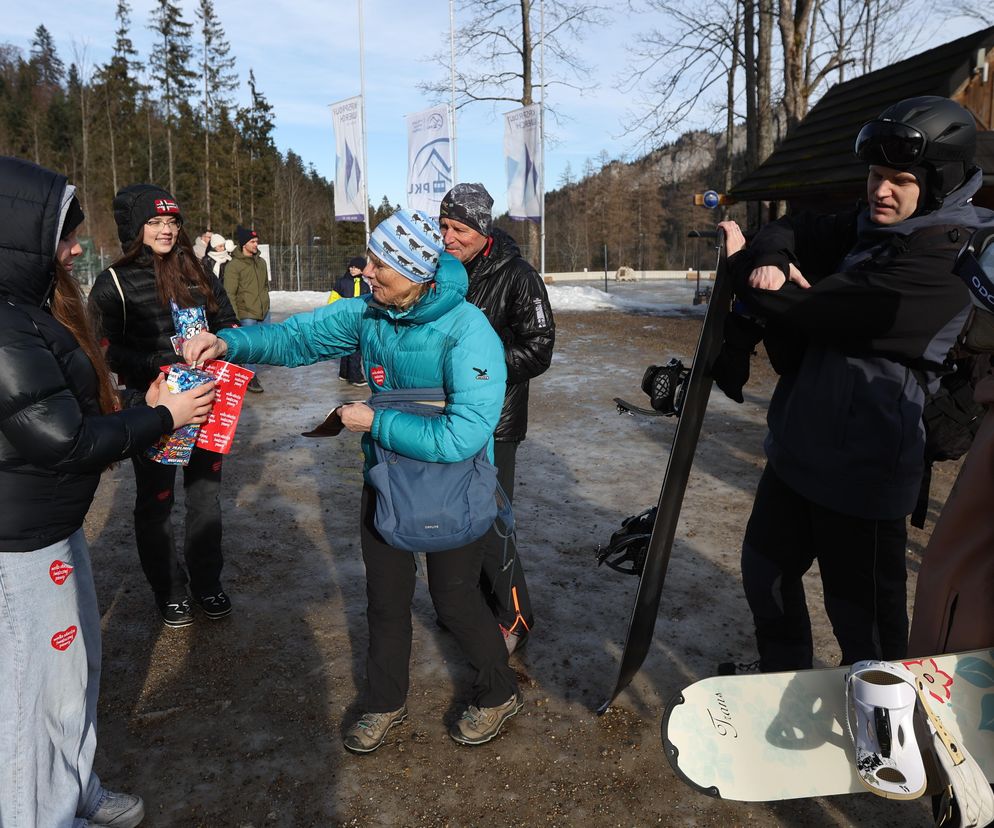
[184,209,522,752]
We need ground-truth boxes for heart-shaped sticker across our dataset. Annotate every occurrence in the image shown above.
[370,366,386,387]
[49,560,74,585]
[51,626,78,651]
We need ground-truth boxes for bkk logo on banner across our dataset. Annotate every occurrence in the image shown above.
[330,96,365,222]
[406,105,453,216]
[503,104,542,222]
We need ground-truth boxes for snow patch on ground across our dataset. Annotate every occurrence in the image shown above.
[270,279,707,318]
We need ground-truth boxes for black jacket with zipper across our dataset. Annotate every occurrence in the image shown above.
[0,157,170,552]
[89,255,237,390]
[463,229,555,442]
[732,170,988,520]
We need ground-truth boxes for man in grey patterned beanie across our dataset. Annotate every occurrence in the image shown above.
[439,182,494,240]
[438,184,556,657]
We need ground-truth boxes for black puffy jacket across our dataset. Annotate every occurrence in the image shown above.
[89,253,237,390]
[0,157,168,552]
[464,229,555,441]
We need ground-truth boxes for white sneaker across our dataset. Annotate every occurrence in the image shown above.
[84,789,145,827]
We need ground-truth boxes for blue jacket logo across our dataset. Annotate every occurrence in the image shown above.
[473,367,490,381]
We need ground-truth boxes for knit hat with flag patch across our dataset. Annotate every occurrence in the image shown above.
[112,183,183,248]
[367,209,444,283]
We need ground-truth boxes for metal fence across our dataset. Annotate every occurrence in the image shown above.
[74,238,111,287]
[72,239,366,293]
[266,244,365,292]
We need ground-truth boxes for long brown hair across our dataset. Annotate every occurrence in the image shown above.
[50,260,120,415]
[112,225,219,312]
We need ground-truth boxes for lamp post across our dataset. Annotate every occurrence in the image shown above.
[308,234,321,290]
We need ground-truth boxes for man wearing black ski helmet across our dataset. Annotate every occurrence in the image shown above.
[854,95,977,214]
[714,94,985,676]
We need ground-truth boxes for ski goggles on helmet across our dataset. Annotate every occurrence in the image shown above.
[854,120,927,167]
[954,226,994,314]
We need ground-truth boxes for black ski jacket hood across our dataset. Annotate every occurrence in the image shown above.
[0,156,66,307]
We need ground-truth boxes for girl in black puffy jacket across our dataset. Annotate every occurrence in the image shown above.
[89,185,238,628]
[0,157,214,827]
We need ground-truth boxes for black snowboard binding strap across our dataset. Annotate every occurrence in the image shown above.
[596,506,657,576]
[615,359,690,418]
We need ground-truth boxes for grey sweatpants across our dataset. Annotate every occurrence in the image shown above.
[0,529,105,827]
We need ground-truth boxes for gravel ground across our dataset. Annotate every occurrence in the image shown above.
[83,303,957,826]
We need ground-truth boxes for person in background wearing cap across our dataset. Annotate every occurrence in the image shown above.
[714,96,984,674]
[326,255,370,385]
[88,184,238,629]
[223,225,270,393]
[0,158,215,827]
[438,183,555,656]
[183,208,523,753]
[202,232,231,280]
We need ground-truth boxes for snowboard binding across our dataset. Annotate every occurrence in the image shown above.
[596,506,657,576]
[615,359,690,418]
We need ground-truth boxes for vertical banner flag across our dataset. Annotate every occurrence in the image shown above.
[330,96,365,221]
[504,104,542,222]
[406,104,453,216]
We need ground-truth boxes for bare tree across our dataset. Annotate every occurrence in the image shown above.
[779,0,926,129]
[742,0,775,225]
[623,0,927,204]
[423,0,605,264]
[722,2,742,219]
[940,1,992,23]
[620,0,742,151]
[425,0,605,112]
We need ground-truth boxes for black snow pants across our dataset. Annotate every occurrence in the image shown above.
[741,465,909,672]
[478,440,533,633]
[339,352,364,384]
[131,447,224,600]
[359,485,518,713]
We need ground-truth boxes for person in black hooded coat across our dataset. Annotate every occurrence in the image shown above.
[0,156,214,828]
[88,184,237,628]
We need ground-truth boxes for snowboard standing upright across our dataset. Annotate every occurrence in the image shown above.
[600,232,732,712]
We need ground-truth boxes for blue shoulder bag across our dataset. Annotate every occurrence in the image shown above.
[366,387,513,553]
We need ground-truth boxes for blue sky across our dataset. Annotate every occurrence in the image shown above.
[2,2,983,214]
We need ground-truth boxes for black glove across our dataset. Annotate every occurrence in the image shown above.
[711,313,766,403]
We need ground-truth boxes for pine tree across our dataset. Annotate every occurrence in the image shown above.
[236,69,274,228]
[148,0,196,194]
[30,25,64,86]
[27,25,66,164]
[197,0,237,225]
[96,0,142,193]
